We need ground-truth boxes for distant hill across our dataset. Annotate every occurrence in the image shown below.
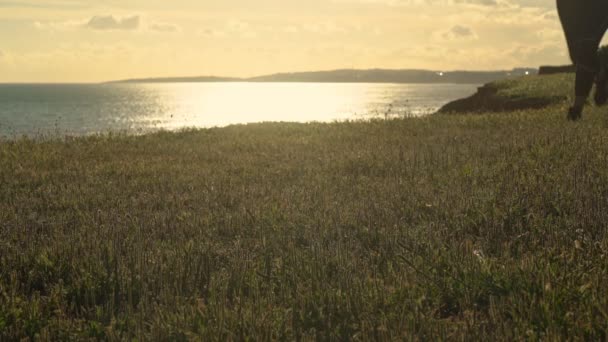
[109,68,537,84]
[109,76,241,83]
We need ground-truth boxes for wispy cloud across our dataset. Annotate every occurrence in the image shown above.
[334,0,552,8]
[85,15,140,31]
[0,0,88,9]
[439,25,478,41]
[34,19,86,30]
[198,20,258,39]
[34,15,180,33]
[149,22,180,33]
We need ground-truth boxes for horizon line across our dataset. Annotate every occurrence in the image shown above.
[0,66,542,85]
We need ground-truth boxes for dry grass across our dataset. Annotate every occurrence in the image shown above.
[1,74,608,340]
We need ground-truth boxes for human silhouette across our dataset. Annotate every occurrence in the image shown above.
[557,0,608,120]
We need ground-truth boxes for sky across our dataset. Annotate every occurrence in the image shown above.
[0,0,597,82]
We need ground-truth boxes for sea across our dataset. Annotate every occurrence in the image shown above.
[0,82,478,137]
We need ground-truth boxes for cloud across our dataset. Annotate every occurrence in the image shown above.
[0,0,88,9]
[85,15,140,31]
[198,28,224,37]
[35,16,179,34]
[336,0,508,7]
[508,43,565,63]
[536,27,563,42]
[226,19,257,37]
[385,40,565,70]
[149,22,180,33]
[454,0,498,5]
[198,20,258,39]
[438,25,478,40]
[304,21,349,35]
[34,19,86,30]
[519,0,553,9]
[335,0,554,9]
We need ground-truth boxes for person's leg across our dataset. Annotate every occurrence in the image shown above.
[558,0,588,119]
[593,16,608,106]
[594,56,608,106]
[575,7,608,110]
[570,38,600,119]
[557,0,608,120]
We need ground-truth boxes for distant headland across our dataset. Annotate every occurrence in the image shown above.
[108,68,537,84]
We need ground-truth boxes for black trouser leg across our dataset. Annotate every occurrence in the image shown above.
[557,0,608,109]
[574,39,601,99]
[575,71,596,99]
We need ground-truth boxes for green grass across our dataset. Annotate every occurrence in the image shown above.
[2,74,608,340]
[495,73,571,100]
[439,73,573,114]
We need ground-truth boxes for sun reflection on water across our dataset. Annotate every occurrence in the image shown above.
[0,82,479,137]
[147,82,374,129]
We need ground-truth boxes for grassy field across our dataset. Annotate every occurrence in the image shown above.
[2,74,608,340]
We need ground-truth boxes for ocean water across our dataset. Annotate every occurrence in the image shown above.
[0,82,478,137]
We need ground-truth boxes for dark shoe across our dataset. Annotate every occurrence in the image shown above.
[567,106,582,121]
[594,69,608,106]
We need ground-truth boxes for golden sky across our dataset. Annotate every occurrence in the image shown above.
[0,0,586,82]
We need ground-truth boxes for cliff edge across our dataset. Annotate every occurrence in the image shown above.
[438,74,571,114]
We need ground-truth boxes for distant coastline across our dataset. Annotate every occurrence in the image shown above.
[108,68,537,85]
